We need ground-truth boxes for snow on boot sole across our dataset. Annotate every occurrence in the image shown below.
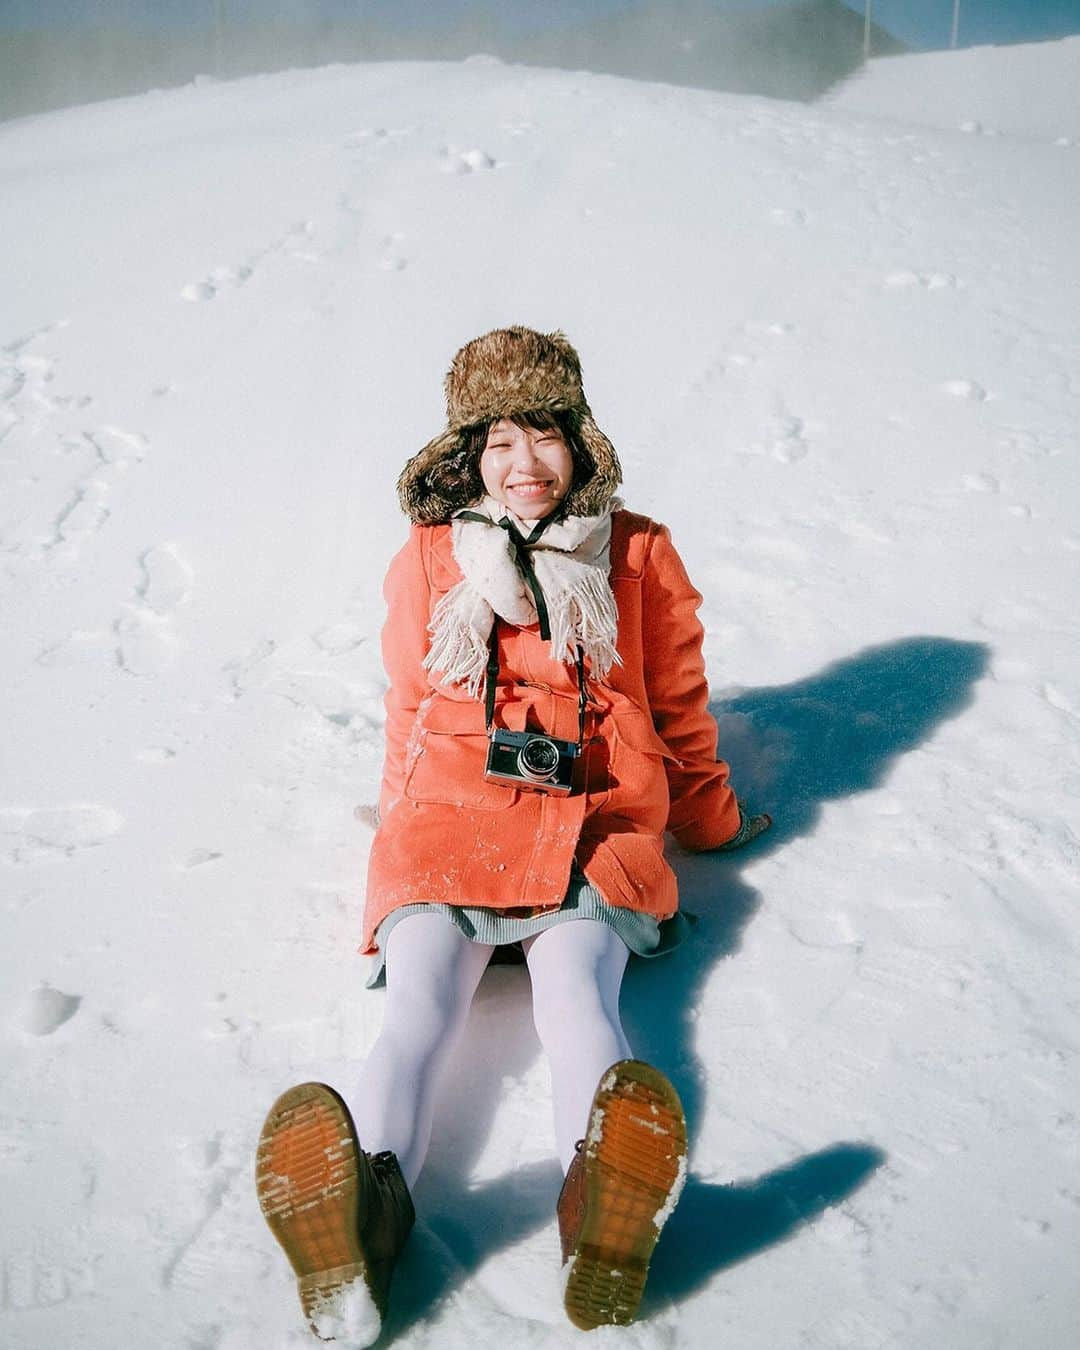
[255,1082,381,1345]
[563,1060,688,1330]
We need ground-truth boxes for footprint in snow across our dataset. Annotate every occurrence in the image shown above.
[135,744,179,764]
[941,378,988,402]
[34,629,113,668]
[377,233,409,272]
[115,607,179,676]
[1041,684,1078,718]
[440,147,498,175]
[222,637,277,700]
[163,1130,257,1294]
[137,543,193,616]
[680,354,729,397]
[264,669,383,740]
[26,426,140,570]
[313,621,367,655]
[178,849,223,871]
[768,206,808,227]
[20,985,82,1036]
[281,220,320,263]
[884,270,958,291]
[0,804,123,864]
[84,424,149,466]
[116,544,192,673]
[771,415,810,464]
[50,480,111,556]
[180,281,216,302]
[961,472,1000,493]
[1,1246,99,1309]
[784,911,860,949]
[180,264,253,303]
[208,263,252,286]
[745,320,794,337]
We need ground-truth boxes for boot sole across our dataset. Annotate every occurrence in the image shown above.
[563,1060,687,1330]
[255,1082,380,1343]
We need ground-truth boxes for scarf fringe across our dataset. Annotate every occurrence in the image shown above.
[545,569,622,674]
[424,582,493,697]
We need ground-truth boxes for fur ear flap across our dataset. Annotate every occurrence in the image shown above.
[544,330,583,378]
[398,327,622,524]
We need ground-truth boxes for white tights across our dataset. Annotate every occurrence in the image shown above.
[348,911,632,1189]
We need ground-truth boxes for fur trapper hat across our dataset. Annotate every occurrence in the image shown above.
[398,326,622,524]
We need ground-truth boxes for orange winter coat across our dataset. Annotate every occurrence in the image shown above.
[361,509,741,953]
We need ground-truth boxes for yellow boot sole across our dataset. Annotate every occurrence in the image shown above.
[255,1082,380,1343]
[563,1061,688,1330]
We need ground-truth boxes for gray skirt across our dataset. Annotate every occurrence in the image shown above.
[366,868,694,988]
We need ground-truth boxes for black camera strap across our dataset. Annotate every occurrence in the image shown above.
[483,625,587,749]
[458,510,588,748]
[458,512,554,641]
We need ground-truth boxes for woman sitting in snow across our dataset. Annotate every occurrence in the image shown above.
[256,326,770,1342]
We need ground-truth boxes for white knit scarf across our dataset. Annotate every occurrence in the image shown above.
[424,496,622,696]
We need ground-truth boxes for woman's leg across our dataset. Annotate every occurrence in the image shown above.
[523,920,633,1173]
[348,911,494,1189]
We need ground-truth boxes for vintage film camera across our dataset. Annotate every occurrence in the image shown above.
[484,727,579,797]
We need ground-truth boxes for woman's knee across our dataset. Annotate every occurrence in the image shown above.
[524,918,629,971]
[530,981,621,1054]
[381,914,492,1045]
[525,921,628,993]
[526,928,628,1050]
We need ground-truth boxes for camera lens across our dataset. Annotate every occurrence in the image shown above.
[517,736,560,781]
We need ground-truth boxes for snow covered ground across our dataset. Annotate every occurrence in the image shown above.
[825,34,1080,140]
[2,35,1079,1350]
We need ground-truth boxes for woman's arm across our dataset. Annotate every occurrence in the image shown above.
[378,527,433,822]
[639,523,745,851]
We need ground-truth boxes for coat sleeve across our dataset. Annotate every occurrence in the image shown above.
[640,523,742,851]
[378,527,433,822]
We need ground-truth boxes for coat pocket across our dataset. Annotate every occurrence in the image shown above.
[403,697,520,810]
[605,709,675,827]
[610,709,678,762]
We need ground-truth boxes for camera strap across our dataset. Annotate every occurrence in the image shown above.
[458,511,589,749]
[457,512,554,640]
[483,625,587,749]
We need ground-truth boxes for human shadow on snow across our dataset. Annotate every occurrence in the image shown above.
[646,1141,887,1306]
[385,1154,563,1341]
[628,633,992,1132]
[388,634,989,1333]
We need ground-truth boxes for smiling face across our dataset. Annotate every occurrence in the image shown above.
[479,417,575,520]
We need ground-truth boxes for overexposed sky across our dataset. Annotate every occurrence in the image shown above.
[2,0,1080,51]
